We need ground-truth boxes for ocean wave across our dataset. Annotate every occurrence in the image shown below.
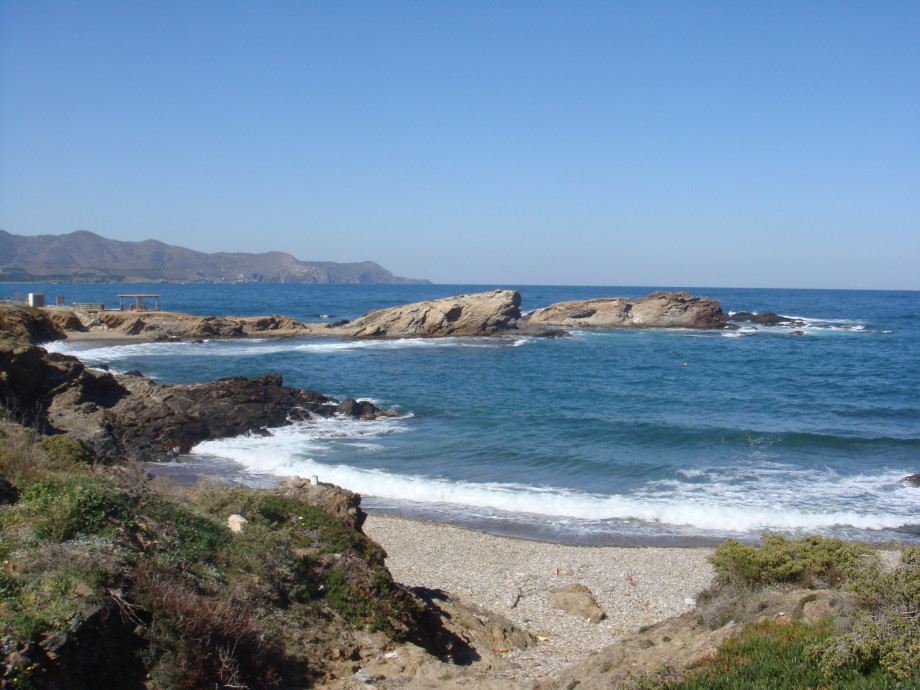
[45,335,533,362]
[182,424,919,535]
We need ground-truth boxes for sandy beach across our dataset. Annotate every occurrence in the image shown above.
[363,514,715,681]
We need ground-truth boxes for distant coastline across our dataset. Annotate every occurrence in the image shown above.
[0,230,430,284]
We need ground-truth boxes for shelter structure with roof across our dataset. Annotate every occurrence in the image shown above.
[118,294,160,311]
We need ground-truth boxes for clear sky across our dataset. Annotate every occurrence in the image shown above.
[1,1,918,288]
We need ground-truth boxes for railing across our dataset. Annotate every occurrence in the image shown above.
[71,303,105,312]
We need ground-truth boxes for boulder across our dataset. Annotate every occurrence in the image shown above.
[331,290,559,339]
[276,476,366,530]
[336,398,396,419]
[547,583,606,622]
[526,292,727,329]
[227,514,248,533]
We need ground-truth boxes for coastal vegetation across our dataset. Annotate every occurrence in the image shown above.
[0,421,450,686]
[622,536,919,689]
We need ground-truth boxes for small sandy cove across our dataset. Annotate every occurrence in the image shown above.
[363,514,715,681]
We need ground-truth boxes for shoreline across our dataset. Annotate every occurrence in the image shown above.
[362,513,715,680]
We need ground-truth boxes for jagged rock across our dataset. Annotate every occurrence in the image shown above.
[277,476,367,531]
[547,583,606,622]
[900,473,920,487]
[526,292,727,329]
[326,290,560,339]
[730,311,806,327]
[0,337,388,463]
[336,398,396,419]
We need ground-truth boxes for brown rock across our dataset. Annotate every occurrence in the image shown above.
[276,476,367,531]
[526,291,727,329]
[901,473,920,487]
[0,336,389,463]
[0,305,67,344]
[331,290,558,339]
[547,583,607,622]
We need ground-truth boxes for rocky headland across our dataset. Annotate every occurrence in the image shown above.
[45,289,735,343]
[524,291,728,329]
[0,307,389,464]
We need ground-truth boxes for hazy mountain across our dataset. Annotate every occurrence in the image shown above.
[0,231,429,284]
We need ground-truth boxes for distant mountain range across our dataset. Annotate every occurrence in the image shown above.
[0,231,429,284]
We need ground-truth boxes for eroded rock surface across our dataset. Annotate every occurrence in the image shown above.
[328,289,559,339]
[277,476,367,530]
[0,338,387,463]
[48,308,311,340]
[525,291,727,329]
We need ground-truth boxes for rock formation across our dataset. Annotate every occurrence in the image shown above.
[0,307,389,463]
[729,311,806,327]
[323,289,561,339]
[525,291,728,329]
[47,308,312,340]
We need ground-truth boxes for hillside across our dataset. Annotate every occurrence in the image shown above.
[0,230,429,284]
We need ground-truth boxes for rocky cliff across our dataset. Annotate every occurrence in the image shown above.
[525,291,727,329]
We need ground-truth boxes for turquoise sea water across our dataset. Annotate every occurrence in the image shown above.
[21,282,920,546]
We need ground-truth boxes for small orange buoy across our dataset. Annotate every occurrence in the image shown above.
[683,362,688,366]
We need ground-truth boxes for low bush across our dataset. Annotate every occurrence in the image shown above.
[708,533,875,588]
[19,477,132,542]
[635,619,898,689]
[0,569,85,640]
[809,546,920,682]
[38,435,94,467]
[131,563,290,688]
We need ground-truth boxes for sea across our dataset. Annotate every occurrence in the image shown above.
[17,282,919,546]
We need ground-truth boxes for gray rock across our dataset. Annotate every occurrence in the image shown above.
[548,583,607,622]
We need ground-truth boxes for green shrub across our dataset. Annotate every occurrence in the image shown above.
[809,546,920,681]
[709,534,875,587]
[637,619,898,689]
[224,522,319,604]
[0,570,85,640]
[38,435,94,467]
[19,478,132,542]
[144,499,230,565]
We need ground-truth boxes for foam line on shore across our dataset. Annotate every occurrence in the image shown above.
[185,422,918,536]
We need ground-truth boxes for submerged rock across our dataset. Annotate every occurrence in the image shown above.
[526,291,727,329]
[901,473,920,487]
[730,311,806,327]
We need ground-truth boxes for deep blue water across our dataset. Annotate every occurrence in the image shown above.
[18,282,919,545]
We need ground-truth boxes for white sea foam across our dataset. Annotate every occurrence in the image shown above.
[184,424,919,535]
[46,335,529,362]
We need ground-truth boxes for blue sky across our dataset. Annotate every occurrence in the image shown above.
[1,1,917,288]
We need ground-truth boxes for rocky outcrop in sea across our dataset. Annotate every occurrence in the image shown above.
[0,308,388,463]
[524,291,728,329]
